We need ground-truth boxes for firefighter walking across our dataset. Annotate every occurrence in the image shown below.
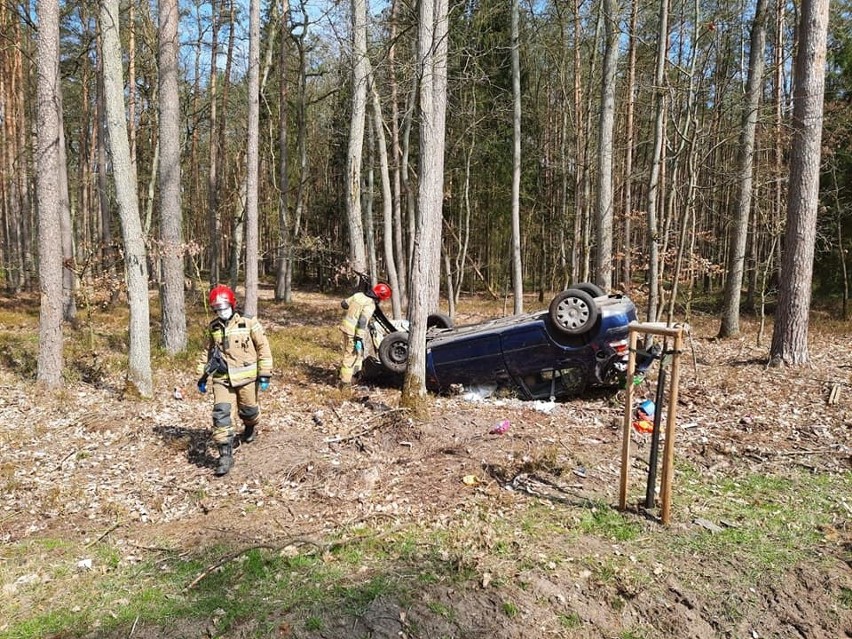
[197,285,274,476]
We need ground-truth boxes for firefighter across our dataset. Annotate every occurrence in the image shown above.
[196,285,274,476]
[339,282,392,385]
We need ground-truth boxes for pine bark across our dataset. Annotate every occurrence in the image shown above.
[402,0,449,407]
[345,0,369,272]
[621,0,638,292]
[645,0,669,322]
[770,0,830,366]
[100,0,153,397]
[369,75,402,318]
[243,0,261,316]
[36,0,64,387]
[510,0,523,313]
[595,0,619,292]
[719,0,768,338]
[159,0,187,352]
[207,0,221,285]
[275,0,292,302]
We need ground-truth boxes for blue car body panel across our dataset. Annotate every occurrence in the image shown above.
[424,295,639,400]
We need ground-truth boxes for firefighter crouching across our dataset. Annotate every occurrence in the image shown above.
[339,282,392,385]
[197,285,274,476]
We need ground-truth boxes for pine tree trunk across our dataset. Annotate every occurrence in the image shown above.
[58,92,76,323]
[36,0,64,387]
[369,75,402,319]
[510,0,524,314]
[595,0,619,292]
[159,0,187,353]
[645,0,669,323]
[100,0,153,397]
[388,0,408,304]
[719,0,768,338]
[346,0,369,272]
[770,0,830,366]
[621,0,638,293]
[275,0,292,302]
[243,0,261,316]
[207,0,220,285]
[402,0,449,408]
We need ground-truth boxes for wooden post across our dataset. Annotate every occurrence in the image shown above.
[659,327,684,525]
[618,329,639,510]
[618,322,687,525]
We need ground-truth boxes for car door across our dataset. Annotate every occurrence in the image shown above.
[427,331,508,389]
[500,317,590,399]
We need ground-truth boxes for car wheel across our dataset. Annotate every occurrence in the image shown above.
[570,282,606,298]
[549,288,599,335]
[427,312,454,329]
[378,330,410,374]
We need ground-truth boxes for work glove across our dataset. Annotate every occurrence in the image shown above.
[197,379,207,394]
[258,376,270,392]
[354,337,364,355]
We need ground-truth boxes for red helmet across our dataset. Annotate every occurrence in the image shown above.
[372,282,392,301]
[209,284,236,310]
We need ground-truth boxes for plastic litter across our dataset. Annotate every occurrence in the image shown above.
[532,399,556,414]
[632,399,655,434]
[489,419,510,435]
[462,383,498,401]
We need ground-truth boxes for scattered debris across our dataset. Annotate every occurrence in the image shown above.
[489,419,510,435]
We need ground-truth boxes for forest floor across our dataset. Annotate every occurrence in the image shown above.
[1,288,851,639]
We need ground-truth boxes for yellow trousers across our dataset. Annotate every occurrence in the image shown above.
[339,333,364,383]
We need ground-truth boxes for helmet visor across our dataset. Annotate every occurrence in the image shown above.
[211,295,232,310]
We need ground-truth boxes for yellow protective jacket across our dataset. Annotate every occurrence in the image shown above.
[196,312,273,388]
[339,292,376,339]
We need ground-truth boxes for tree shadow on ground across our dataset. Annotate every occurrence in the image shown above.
[300,363,341,387]
[153,425,218,470]
[358,358,404,389]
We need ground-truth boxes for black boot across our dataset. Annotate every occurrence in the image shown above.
[214,441,233,476]
[242,423,256,443]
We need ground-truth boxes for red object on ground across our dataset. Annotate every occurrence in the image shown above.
[489,419,510,435]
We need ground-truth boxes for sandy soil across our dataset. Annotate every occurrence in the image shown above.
[2,293,850,638]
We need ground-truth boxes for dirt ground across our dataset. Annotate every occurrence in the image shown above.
[2,292,851,638]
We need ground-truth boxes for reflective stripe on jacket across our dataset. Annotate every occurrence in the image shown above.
[339,292,376,339]
[196,312,273,387]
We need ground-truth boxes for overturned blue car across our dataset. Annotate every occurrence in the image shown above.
[374,284,651,401]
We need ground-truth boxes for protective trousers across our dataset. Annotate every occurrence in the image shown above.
[340,333,364,384]
[211,378,261,444]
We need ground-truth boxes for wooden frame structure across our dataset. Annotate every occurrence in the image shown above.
[618,322,687,525]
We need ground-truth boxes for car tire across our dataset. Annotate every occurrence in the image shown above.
[378,330,410,374]
[570,282,606,298]
[427,312,454,329]
[549,288,599,335]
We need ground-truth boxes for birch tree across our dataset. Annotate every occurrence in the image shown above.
[100,0,152,397]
